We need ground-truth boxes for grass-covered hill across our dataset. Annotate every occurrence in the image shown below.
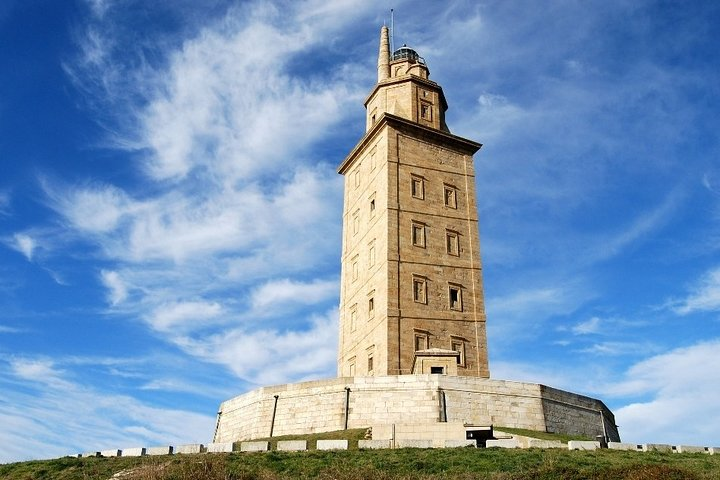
[2,447,720,480]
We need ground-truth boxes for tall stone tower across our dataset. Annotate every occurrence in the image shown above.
[214,27,619,445]
[337,26,490,378]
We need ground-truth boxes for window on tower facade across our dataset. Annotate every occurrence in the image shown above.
[370,147,377,171]
[413,276,427,304]
[444,184,458,209]
[349,357,356,376]
[411,222,426,248]
[446,230,460,256]
[369,193,376,217]
[354,169,360,189]
[368,239,376,267]
[411,175,425,199]
[449,284,463,311]
[367,346,374,374]
[420,102,432,121]
[451,338,466,366]
[352,209,360,235]
[351,255,359,282]
[350,304,358,332]
[414,331,429,351]
[368,290,375,318]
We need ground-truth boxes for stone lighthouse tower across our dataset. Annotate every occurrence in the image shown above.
[337,26,490,378]
[213,27,619,445]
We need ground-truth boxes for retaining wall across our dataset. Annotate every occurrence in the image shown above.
[213,375,619,443]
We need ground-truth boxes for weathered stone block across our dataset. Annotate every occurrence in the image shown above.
[146,446,173,456]
[316,440,348,450]
[206,442,233,453]
[240,441,269,452]
[526,439,564,449]
[396,439,432,449]
[568,441,600,451]
[277,440,307,451]
[608,442,640,451]
[642,444,672,452]
[122,447,146,457]
[674,445,707,454]
[100,449,121,457]
[175,444,204,454]
[358,439,392,449]
[486,439,519,448]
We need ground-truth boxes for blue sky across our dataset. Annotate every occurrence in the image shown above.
[1,0,719,462]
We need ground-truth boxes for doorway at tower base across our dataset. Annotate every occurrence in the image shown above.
[213,375,619,444]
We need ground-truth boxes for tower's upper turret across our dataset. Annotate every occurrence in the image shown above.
[365,26,449,133]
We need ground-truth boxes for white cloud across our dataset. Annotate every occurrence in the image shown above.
[11,233,36,261]
[578,341,657,357]
[572,316,601,335]
[670,266,720,315]
[51,182,136,233]
[100,269,128,305]
[251,278,337,310]
[146,301,223,333]
[0,325,24,334]
[176,310,338,386]
[590,189,682,263]
[0,356,215,462]
[11,358,63,383]
[608,340,720,445]
[486,282,593,344]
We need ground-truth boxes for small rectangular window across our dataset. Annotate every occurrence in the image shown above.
[414,332,429,351]
[420,102,432,120]
[354,170,360,188]
[349,358,356,376]
[449,285,462,311]
[368,293,375,318]
[413,277,427,304]
[367,355,373,373]
[446,230,459,256]
[368,240,376,267]
[370,147,377,171]
[430,366,444,374]
[451,339,466,366]
[411,222,426,248]
[352,255,359,282]
[411,175,425,199]
[350,305,358,332]
[352,210,360,235]
[444,184,457,209]
[369,193,376,217]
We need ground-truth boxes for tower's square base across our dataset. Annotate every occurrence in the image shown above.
[213,375,619,443]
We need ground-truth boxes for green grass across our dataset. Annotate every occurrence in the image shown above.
[240,427,369,450]
[2,448,720,480]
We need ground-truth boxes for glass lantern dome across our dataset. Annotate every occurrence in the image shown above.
[391,44,426,65]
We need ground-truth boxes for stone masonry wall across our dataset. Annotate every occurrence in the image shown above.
[213,375,619,443]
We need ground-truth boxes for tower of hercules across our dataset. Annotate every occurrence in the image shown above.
[337,26,490,379]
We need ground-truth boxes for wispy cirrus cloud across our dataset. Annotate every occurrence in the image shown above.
[10,233,36,261]
[668,266,720,315]
[608,339,720,445]
[0,356,214,462]
[176,310,338,386]
[33,0,384,390]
